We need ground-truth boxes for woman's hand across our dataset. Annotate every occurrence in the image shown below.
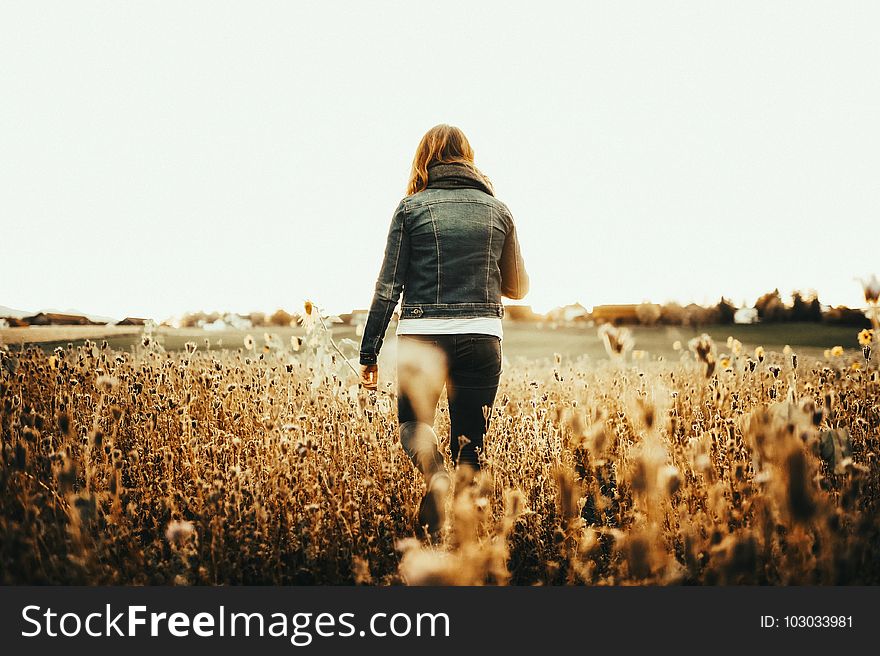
[360,364,378,390]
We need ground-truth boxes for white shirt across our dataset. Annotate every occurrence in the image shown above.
[396,317,503,340]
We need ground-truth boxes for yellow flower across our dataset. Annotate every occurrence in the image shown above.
[823,349,832,360]
[720,356,732,369]
[831,345,844,357]
[851,362,862,371]
[858,329,873,347]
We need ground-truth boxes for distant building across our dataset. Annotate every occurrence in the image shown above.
[590,304,640,325]
[24,312,101,326]
[734,307,759,324]
[544,303,590,324]
[0,317,28,327]
[202,314,253,331]
[116,317,149,326]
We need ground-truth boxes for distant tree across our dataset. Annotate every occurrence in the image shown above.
[660,302,687,325]
[686,303,718,328]
[269,308,294,327]
[715,297,737,324]
[788,290,822,322]
[790,291,807,322]
[823,306,871,327]
[636,302,662,326]
[180,311,206,328]
[807,296,822,321]
[755,289,786,322]
[249,312,267,327]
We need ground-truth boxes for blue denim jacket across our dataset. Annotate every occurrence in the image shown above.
[359,162,529,365]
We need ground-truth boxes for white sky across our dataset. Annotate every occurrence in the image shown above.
[1,1,877,320]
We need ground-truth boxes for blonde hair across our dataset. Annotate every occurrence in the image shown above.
[406,124,493,196]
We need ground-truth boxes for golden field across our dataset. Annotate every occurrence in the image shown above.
[0,322,878,585]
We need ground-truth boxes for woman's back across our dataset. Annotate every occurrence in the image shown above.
[398,162,526,321]
[359,158,527,366]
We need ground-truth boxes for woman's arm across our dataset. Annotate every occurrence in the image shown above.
[359,200,410,366]
[500,210,529,300]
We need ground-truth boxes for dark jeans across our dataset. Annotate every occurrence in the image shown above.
[397,333,502,474]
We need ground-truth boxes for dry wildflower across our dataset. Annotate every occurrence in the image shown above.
[785,449,816,523]
[598,324,635,359]
[688,334,716,377]
[96,375,119,391]
[165,520,196,548]
[754,346,765,363]
[860,274,880,304]
[243,334,255,350]
[831,345,844,357]
[658,464,681,496]
[352,556,373,585]
[858,329,873,347]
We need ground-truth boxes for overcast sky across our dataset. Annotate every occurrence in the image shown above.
[2,1,877,320]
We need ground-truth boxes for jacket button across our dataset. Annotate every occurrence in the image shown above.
[412,307,423,317]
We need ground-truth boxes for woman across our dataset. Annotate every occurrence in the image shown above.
[359,124,529,538]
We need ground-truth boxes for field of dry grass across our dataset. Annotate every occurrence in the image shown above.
[0,318,878,585]
[0,325,143,347]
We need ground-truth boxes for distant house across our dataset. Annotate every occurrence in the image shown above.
[24,312,101,326]
[544,303,590,324]
[590,304,640,325]
[0,317,28,327]
[116,317,149,326]
[201,314,253,331]
[734,307,759,324]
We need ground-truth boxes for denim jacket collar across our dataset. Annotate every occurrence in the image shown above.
[426,161,494,196]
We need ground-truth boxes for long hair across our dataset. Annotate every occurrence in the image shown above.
[406,124,493,196]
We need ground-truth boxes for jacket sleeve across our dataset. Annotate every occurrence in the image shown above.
[359,200,410,366]
[500,210,529,300]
